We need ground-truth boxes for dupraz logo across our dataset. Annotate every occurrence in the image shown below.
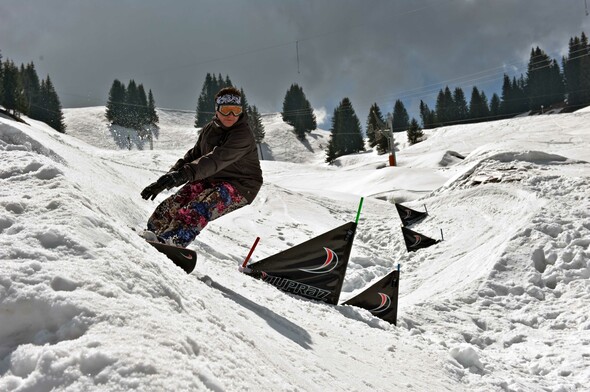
[410,234,422,247]
[369,292,392,313]
[298,247,338,274]
[403,207,412,219]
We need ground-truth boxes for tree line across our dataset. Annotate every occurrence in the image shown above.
[106,79,159,130]
[0,51,66,132]
[105,73,266,145]
[297,31,589,162]
[418,32,590,130]
[279,82,421,162]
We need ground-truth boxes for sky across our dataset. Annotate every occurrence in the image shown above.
[1,101,589,390]
[2,0,590,123]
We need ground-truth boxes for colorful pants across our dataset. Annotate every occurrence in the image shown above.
[147,181,247,247]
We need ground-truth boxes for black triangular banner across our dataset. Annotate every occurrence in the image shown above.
[401,226,440,252]
[247,222,356,305]
[395,203,428,226]
[343,269,400,325]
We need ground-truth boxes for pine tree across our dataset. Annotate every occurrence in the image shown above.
[240,88,266,142]
[480,91,491,119]
[240,88,250,113]
[122,79,141,129]
[452,87,468,124]
[326,106,342,164]
[490,93,501,118]
[148,89,158,125]
[500,74,514,116]
[281,84,298,125]
[548,59,565,105]
[325,98,364,163]
[293,112,307,140]
[407,118,423,145]
[225,75,233,89]
[247,105,265,144]
[325,138,337,164]
[106,79,126,125]
[195,73,215,127]
[513,76,529,113]
[39,76,65,133]
[419,100,436,129]
[564,36,582,107]
[137,83,149,129]
[468,86,490,122]
[21,62,41,119]
[302,97,316,133]
[0,50,3,105]
[1,59,27,116]
[526,47,548,111]
[195,94,208,127]
[281,83,316,136]
[526,46,564,111]
[580,32,590,107]
[366,103,384,149]
[391,100,409,132]
[434,90,444,126]
[435,87,454,126]
[564,32,590,109]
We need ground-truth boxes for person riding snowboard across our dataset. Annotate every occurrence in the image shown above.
[140,87,263,247]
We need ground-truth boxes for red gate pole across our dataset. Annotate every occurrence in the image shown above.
[242,237,260,268]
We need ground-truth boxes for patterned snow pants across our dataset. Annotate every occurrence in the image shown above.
[147,181,247,247]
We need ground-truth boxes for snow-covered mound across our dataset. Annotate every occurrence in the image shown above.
[64,107,200,151]
[1,107,590,391]
[258,113,331,165]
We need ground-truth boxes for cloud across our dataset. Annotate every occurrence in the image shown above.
[313,107,328,127]
[1,0,588,124]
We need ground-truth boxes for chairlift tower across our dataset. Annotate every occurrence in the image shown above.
[372,109,396,166]
[386,115,397,166]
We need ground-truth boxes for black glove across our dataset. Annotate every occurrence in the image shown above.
[140,181,166,201]
[158,170,189,189]
[141,170,189,200]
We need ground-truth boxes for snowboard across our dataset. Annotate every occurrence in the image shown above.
[147,241,197,274]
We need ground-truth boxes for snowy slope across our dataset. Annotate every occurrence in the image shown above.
[63,108,331,165]
[1,106,589,391]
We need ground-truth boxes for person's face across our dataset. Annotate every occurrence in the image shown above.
[216,107,240,128]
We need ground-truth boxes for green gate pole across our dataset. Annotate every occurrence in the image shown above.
[355,197,364,225]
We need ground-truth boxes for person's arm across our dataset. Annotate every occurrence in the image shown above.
[140,128,208,200]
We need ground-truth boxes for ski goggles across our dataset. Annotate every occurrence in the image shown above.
[216,104,243,117]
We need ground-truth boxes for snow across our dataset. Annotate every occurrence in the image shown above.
[1,104,590,391]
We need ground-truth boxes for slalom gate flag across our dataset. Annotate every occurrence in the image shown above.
[395,203,428,226]
[343,269,400,325]
[401,226,440,252]
[247,222,357,305]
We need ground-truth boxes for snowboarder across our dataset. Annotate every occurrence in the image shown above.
[140,87,263,247]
